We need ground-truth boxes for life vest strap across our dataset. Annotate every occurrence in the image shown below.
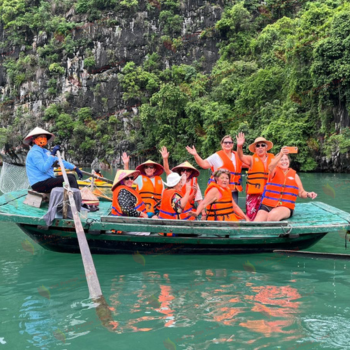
[265,189,298,197]
[159,209,177,217]
[263,195,296,204]
[207,210,235,218]
[266,182,299,190]
[111,206,123,216]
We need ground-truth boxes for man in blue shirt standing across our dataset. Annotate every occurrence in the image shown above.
[24,127,83,193]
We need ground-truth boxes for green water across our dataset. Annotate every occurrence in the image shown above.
[1,171,350,350]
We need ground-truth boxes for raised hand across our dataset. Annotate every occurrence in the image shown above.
[186,145,198,156]
[281,146,289,155]
[236,132,245,147]
[159,146,169,159]
[122,152,129,165]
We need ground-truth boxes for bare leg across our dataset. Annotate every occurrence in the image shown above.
[267,207,291,221]
[254,210,269,222]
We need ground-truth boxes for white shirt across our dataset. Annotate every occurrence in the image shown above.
[206,152,236,171]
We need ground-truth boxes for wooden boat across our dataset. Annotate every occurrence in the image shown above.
[0,189,349,255]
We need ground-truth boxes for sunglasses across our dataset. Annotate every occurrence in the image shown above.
[223,141,233,145]
[256,143,267,148]
[144,165,155,169]
[124,176,134,181]
[180,169,192,173]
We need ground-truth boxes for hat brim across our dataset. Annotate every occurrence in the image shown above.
[248,140,273,153]
[171,164,200,178]
[136,161,164,176]
[23,133,55,145]
[112,170,140,191]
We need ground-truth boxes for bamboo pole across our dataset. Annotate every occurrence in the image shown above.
[56,151,102,299]
[80,170,113,184]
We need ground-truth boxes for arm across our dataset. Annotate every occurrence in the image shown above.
[160,146,172,176]
[189,188,220,217]
[295,174,318,199]
[232,200,249,221]
[186,145,211,169]
[268,147,289,173]
[236,132,253,168]
[122,152,129,170]
[31,148,57,173]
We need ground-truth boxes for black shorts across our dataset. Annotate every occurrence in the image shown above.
[259,204,294,218]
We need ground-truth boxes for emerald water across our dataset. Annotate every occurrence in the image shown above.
[1,171,350,350]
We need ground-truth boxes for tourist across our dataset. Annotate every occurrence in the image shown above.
[236,133,275,220]
[189,169,249,221]
[186,135,244,204]
[160,146,205,220]
[254,148,317,221]
[122,152,164,216]
[24,127,83,193]
[111,169,148,218]
[159,172,191,220]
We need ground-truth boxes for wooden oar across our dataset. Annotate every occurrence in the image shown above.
[56,151,102,298]
[80,170,113,184]
[273,250,350,260]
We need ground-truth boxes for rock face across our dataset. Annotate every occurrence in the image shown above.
[0,0,223,167]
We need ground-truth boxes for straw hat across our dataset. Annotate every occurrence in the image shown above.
[23,127,55,145]
[163,173,183,187]
[171,161,200,178]
[136,160,164,176]
[112,169,140,191]
[248,137,273,153]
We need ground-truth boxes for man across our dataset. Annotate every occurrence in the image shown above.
[236,132,274,220]
[24,127,83,193]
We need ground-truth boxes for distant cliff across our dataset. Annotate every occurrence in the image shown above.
[0,0,349,172]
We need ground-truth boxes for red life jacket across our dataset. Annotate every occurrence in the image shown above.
[159,189,183,220]
[111,185,146,216]
[246,153,275,195]
[208,150,243,192]
[136,175,163,213]
[204,183,239,221]
[262,167,299,210]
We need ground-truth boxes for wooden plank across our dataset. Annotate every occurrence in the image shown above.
[312,202,350,223]
[57,151,102,299]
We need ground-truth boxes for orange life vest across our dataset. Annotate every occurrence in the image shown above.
[208,150,243,192]
[180,177,197,221]
[111,185,146,216]
[159,189,192,220]
[204,183,239,221]
[94,173,103,183]
[246,153,275,195]
[262,167,299,210]
[136,175,164,213]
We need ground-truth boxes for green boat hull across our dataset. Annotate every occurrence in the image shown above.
[0,190,349,255]
[18,223,327,254]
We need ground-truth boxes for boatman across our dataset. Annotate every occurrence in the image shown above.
[24,127,83,193]
[236,133,274,220]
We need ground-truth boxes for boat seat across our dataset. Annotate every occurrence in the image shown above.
[23,190,50,208]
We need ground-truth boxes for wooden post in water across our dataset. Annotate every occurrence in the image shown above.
[56,151,102,299]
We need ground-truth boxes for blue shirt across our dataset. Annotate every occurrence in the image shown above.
[25,145,75,186]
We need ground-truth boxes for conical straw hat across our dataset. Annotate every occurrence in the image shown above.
[172,161,200,178]
[136,160,164,176]
[23,127,55,145]
[80,187,100,205]
[112,169,140,191]
[248,137,273,153]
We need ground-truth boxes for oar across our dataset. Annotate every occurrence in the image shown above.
[80,170,113,184]
[56,151,102,299]
[273,250,350,260]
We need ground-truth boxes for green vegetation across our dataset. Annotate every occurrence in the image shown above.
[0,0,349,168]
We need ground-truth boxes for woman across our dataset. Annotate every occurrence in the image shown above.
[122,153,164,216]
[24,127,83,193]
[254,148,317,221]
[186,135,243,204]
[159,172,191,220]
[236,133,275,220]
[111,169,148,218]
[189,169,249,221]
[160,146,205,220]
